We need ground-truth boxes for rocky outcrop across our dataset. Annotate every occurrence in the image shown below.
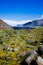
[25,50,37,65]
[20,50,37,65]
[36,57,43,65]
[19,44,43,65]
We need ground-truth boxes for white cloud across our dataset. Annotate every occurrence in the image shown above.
[3,15,43,26]
[3,20,18,26]
[3,19,32,26]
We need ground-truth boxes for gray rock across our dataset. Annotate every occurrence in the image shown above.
[36,56,43,65]
[25,50,37,65]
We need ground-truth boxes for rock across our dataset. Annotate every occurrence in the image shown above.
[36,57,43,65]
[25,50,37,65]
[14,48,19,52]
[20,50,37,65]
[38,45,43,55]
[20,48,43,65]
[18,50,30,57]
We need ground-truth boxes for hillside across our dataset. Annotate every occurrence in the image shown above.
[0,19,12,30]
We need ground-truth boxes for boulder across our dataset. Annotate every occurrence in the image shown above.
[36,57,43,65]
[25,50,37,65]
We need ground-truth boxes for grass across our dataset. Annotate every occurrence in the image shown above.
[0,27,43,65]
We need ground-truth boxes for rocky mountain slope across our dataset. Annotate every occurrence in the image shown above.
[16,19,43,28]
[0,19,12,30]
[23,19,43,27]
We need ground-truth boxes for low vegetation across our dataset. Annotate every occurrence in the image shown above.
[0,27,43,65]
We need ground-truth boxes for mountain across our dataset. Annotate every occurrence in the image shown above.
[23,19,43,28]
[12,19,43,30]
[0,19,12,30]
[0,19,43,30]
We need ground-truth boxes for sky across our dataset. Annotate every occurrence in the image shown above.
[0,0,43,26]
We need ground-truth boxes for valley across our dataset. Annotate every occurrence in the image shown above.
[0,19,43,65]
[0,27,43,65]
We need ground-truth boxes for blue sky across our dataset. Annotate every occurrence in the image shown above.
[0,0,43,26]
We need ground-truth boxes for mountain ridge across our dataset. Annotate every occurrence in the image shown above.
[0,19,43,30]
[16,19,43,28]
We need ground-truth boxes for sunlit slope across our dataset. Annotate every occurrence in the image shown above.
[0,19,12,30]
